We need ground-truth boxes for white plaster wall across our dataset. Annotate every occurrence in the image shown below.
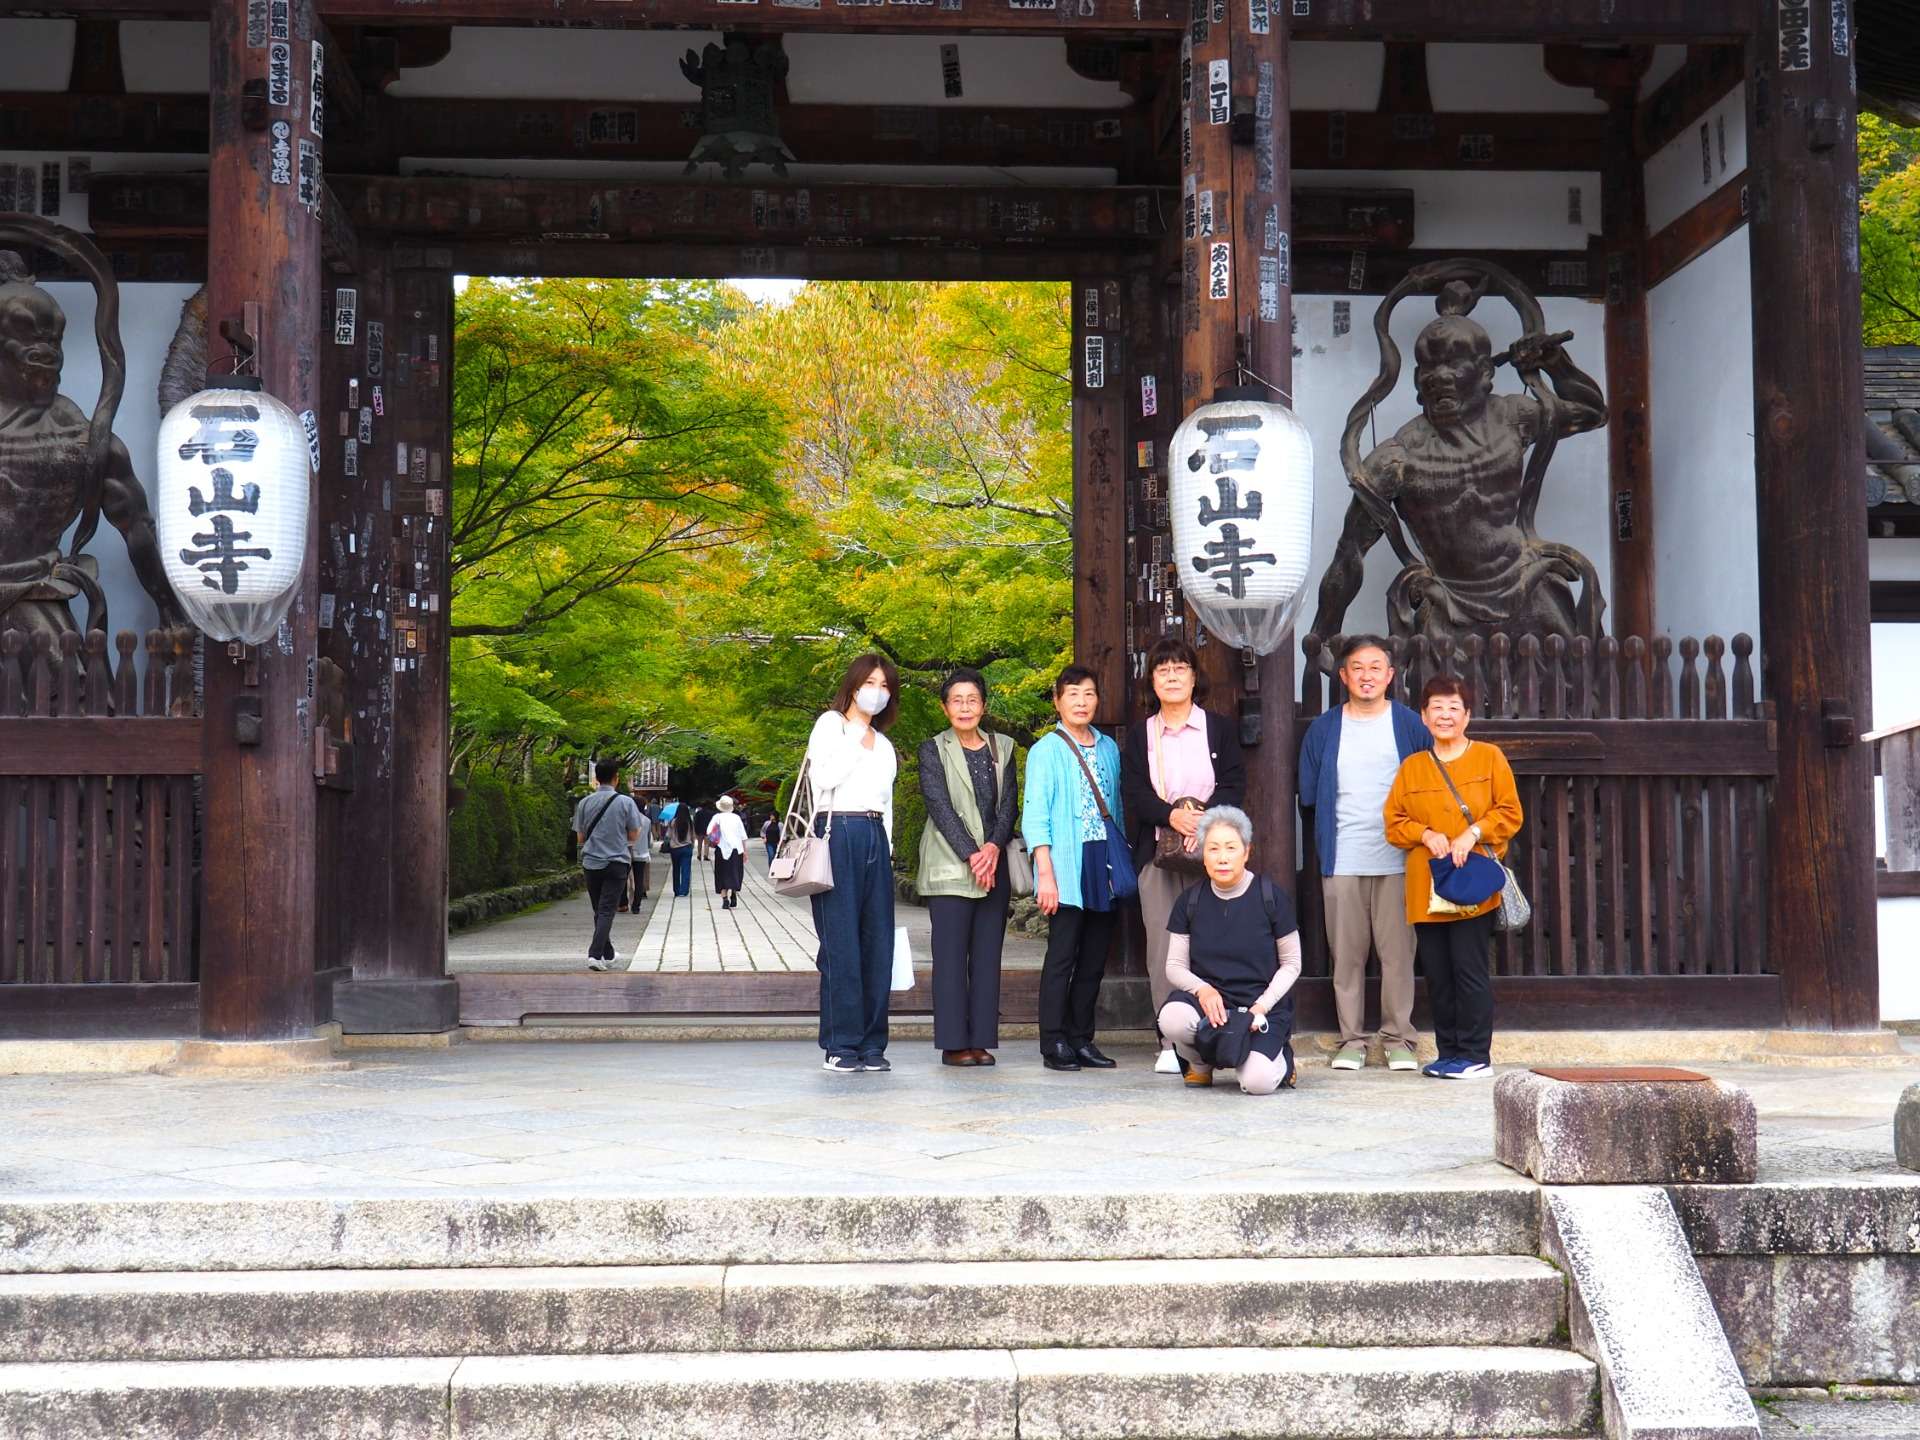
[1871,537,1920,580]
[1427,45,1604,113]
[1645,83,1746,234]
[1648,229,1760,649]
[1291,291,1612,650]
[1881,899,1920,1022]
[1294,170,1599,251]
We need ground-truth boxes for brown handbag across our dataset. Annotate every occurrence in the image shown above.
[1152,718,1207,874]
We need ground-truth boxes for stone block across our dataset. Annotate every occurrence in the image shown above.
[333,978,461,1035]
[0,1357,456,1440]
[1670,1181,1920,1256]
[1697,1254,1920,1386]
[1011,1345,1598,1439]
[1542,1187,1759,1440]
[1898,1083,1920,1172]
[1495,1068,1757,1184]
[452,1350,1018,1440]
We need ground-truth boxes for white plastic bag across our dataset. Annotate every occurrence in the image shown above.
[890,926,915,992]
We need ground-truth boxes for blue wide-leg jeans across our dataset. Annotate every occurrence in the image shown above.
[810,815,895,1062]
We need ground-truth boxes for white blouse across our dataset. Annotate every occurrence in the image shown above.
[805,709,898,846]
[708,811,749,859]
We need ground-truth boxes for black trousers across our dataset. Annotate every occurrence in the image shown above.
[584,861,629,962]
[628,859,649,907]
[1417,911,1496,1065]
[927,858,1011,1051]
[1038,904,1116,1051]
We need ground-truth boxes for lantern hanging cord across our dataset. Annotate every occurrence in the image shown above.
[1218,360,1293,407]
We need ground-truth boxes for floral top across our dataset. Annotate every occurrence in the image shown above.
[1073,737,1106,841]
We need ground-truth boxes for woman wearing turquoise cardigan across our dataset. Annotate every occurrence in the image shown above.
[1022,664,1126,1073]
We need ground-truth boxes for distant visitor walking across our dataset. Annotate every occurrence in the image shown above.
[708,795,749,909]
[663,799,696,898]
[571,759,643,972]
[623,780,653,913]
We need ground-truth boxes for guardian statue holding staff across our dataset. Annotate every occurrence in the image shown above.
[1310,259,1609,652]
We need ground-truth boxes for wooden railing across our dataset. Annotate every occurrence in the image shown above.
[0,628,201,987]
[1296,632,1776,982]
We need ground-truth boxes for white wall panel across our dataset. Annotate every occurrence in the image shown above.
[1648,229,1759,647]
[1644,83,1745,235]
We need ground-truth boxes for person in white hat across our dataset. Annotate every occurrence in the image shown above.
[708,794,750,910]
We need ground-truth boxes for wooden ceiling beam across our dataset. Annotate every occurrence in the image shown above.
[1636,43,1744,158]
[88,171,1424,252]
[0,92,1607,174]
[0,0,1754,39]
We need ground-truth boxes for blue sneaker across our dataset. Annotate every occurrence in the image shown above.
[1421,1057,1462,1078]
[821,1055,862,1074]
[861,1055,892,1073]
[1443,1061,1492,1080]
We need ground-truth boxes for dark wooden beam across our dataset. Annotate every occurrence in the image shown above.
[319,182,362,275]
[437,241,1140,281]
[1602,91,1656,640]
[1745,5,1879,1031]
[198,0,326,1044]
[0,90,1606,174]
[0,0,1757,39]
[0,719,202,775]
[316,21,366,134]
[0,983,201,1039]
[68,18,125,92]
[88,171,1407,253]
[1637,43,1744,158]
[1645,168,1747,287]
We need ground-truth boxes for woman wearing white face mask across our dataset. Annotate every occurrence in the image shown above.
[804,653,902,1074]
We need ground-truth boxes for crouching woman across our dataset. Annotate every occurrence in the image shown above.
[1155,805,1301,1094]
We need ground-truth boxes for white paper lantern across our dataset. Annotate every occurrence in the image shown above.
[155,377,311,645]
[1168,387,1316,657]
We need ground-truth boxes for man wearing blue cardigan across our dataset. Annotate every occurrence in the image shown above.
[1297,636,1432,1072]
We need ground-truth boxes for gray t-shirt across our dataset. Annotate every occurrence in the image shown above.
[628,805,653,861]
[572,787,643,870]
[1332,708,1405,876]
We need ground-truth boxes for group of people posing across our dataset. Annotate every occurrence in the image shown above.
[798,634,1523,1087]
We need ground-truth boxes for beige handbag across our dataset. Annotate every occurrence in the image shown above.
[988,735,1036,898]
[770,757,834,897]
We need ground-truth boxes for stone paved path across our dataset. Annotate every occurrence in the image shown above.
[0,1037,1911,1199]
[448,847,1046,975]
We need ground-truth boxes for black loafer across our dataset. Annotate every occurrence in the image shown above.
[1075,1045,1118,1069]
[1041,1042,1081,1072]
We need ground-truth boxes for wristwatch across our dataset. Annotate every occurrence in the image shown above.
[1468,823,1484,842]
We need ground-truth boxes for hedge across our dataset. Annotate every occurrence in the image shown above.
[449,768,572,899]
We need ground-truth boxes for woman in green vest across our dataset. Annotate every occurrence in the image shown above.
[916,668,1020,1067]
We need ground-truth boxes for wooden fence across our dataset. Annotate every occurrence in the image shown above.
[1296,631,1776,984]
[0,628,201,989]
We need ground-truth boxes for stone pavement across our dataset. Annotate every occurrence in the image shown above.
[448,847,1046,975]
[0,1036,1912,1200]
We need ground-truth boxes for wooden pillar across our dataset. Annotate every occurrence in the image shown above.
[1177,0,1296,881]
[199,0,324,1040]
[320,246,457,1032]
[385,258,454,990]
[1072,275,1129,728]
[1746,0,1879,1030]
[1602,93,1657,641]
[318,252,396,977]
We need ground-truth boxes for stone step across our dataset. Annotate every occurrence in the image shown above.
[0,1184,1539,1273]
[0,1347,1600,1439]
[0,1255,1566,1362]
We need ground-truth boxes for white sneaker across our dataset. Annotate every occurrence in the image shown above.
[586,959,609,972]
[1153,1047,1182,1075]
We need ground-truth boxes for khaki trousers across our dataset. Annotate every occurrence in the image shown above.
[1136,858,1189,1022]
[1322,873,1418,1051]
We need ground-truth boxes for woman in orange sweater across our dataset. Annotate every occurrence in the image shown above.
[1383,675,1523,1080]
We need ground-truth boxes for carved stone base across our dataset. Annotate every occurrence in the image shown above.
[1494,1067,1757,1184]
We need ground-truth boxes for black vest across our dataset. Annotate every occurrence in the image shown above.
[1171,877,1298,1014]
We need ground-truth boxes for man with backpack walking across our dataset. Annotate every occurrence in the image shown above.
[572,759,644,971]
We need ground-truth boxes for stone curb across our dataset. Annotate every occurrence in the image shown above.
[0,1186,1539,1274]
[1542,1186,1758,1440]
[448,870,586,933]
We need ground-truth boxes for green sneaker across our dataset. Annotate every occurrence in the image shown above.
[1329,1047,1366,1072]
[1384,1047,1420,1072]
